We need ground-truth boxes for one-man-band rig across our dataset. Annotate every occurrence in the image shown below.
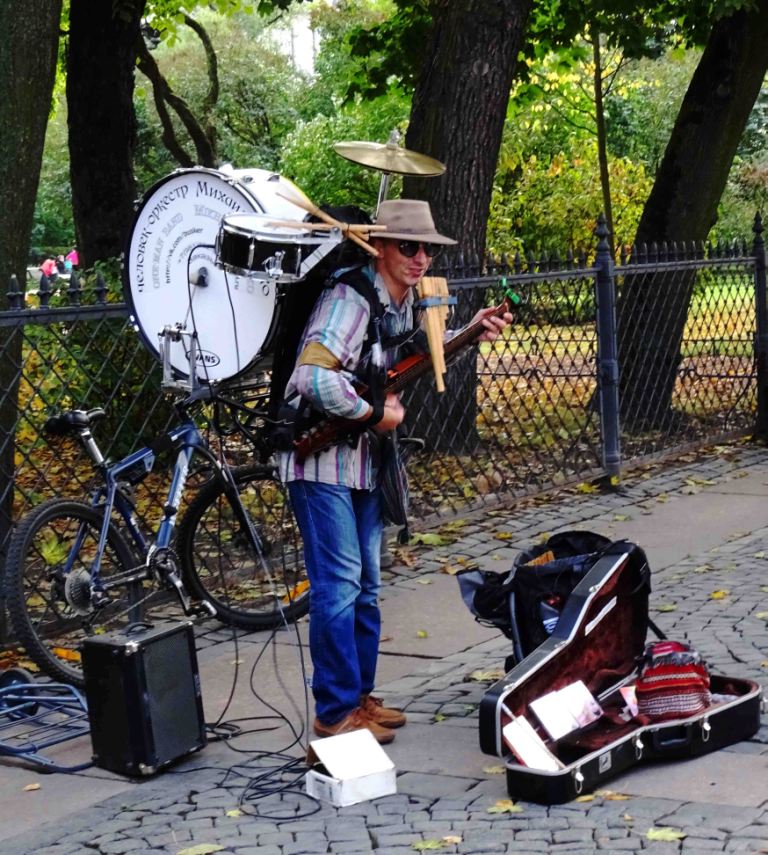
[122,131,454,405]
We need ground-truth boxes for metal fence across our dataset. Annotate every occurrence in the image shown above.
[1,216,765,575]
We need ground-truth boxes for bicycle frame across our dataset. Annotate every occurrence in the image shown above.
[77,410,266,615]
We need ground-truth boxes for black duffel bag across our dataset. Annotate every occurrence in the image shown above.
[457,530,613,666]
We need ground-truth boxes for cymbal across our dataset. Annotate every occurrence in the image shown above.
[333,140,446,177]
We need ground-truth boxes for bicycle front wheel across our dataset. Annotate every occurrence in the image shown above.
[5,499,144,686]
[177,464,309,630]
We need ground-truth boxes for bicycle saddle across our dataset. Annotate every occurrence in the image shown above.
[44,408,106,436]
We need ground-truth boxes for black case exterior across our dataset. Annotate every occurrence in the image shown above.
[479,547,762,804]
[82,621,207,776]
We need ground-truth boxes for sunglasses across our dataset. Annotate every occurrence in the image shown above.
[397,240,442,259]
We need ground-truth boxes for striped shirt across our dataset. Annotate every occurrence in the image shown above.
[279,266,418,489]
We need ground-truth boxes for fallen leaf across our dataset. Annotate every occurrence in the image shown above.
[439,563,461,575]
[416,630,428,638]
[416,578,432,585]
[755,612,768,620]
[577,482,598,494]
[613,514,631,522]
[761,660,768,669]
[468,669,505,682]
[753,551,767,559]
[656,494,669,503]
[710,590,729,600]
[493,531,514,541]
[22,783,41,792]
[482,765,506,774]
[394,548,418,568]
[411,840,443,851]
[442,835,462,845]
[487,798,523,814]
[433,713,446,722]
[596,789,630,800]
[410,533,447,547]
[176,844,222,855]
[656,603,677,612]
[623,813,634,822]
[693,564,712,573]
[761,586,768,593]
[574,794,595,802]
[380,635,394,642]
[646,827,686,842]
[225,809,243,818]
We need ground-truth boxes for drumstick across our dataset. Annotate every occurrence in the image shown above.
[265,219,387,233]
[276,190,380,257]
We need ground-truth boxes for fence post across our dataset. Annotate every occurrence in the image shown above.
[753,213,768,440]
[594,214,621,479]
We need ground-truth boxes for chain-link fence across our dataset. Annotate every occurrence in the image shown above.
[1,219,765,596]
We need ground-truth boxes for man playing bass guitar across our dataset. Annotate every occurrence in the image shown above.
[279,199,513,744]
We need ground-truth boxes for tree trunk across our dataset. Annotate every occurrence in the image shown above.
[403,0,532,260]
[617,0,768,430]
[0,0,62,633]
[403,0,532,452]
[67,0,146,266]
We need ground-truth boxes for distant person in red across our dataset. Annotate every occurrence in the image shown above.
[39,257,58,281]
[65,247,79,270]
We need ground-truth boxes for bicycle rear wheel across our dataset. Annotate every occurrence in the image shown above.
[177,464,308,630]
[6,498,146,686]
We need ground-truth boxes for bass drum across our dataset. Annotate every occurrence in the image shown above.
[123,166,307,383]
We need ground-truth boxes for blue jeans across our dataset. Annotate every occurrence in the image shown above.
[287,480,383,724]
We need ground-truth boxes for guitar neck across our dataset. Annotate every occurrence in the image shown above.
[385,294,512,394]
[292,292,515,462]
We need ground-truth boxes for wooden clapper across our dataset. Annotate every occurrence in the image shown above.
[416,276,455,392]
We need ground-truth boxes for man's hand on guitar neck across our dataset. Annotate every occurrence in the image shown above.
[372,393,405,433]
[471,306,514,342]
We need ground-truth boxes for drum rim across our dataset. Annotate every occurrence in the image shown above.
[122,166,271,383]
[220,212,323,242]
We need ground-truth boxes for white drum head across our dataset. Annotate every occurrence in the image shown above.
[123,167,306,383]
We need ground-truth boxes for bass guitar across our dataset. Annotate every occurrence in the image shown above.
[293,289,519,462]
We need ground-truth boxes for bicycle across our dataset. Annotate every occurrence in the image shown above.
[5,332,309,687]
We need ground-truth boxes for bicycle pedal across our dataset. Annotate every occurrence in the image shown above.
[186,600,217,619]
[91,590,111,609]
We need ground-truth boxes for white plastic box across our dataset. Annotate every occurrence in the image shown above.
[305,728,397,806]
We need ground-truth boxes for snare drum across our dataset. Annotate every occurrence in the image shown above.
[123,167,308,383]
[216,213,333,282]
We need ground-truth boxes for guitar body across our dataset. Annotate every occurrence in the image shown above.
[292,293,516,462]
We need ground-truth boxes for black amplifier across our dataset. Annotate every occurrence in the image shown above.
[82,621,207,775]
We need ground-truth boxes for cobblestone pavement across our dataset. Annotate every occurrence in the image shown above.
[3,443,768,854]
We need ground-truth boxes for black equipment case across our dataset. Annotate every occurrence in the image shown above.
[478,543,762,804]
[82,621,207,776]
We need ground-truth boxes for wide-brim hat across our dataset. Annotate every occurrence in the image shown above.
[375,200,457,245]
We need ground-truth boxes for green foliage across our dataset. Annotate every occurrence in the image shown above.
[345,0,428,99]
[604,49,700,175]
[279,90,410,207]
[488,140,652,255]
[302,0,396,113]
[31,100,75,256]
[135,9,309,178]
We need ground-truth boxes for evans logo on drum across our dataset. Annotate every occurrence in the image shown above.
[185,348,221,367]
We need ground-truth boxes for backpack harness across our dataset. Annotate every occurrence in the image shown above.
[270,262,423,452]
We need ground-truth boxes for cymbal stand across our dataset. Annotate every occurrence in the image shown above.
[375,129,401,214]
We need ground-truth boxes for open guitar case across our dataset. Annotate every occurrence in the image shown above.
[474,536,763,804]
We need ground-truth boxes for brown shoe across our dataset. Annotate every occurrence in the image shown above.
[313,707,395,744]
[361,694,407,729]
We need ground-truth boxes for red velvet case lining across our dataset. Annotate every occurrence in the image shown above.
[497,554,758,762]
